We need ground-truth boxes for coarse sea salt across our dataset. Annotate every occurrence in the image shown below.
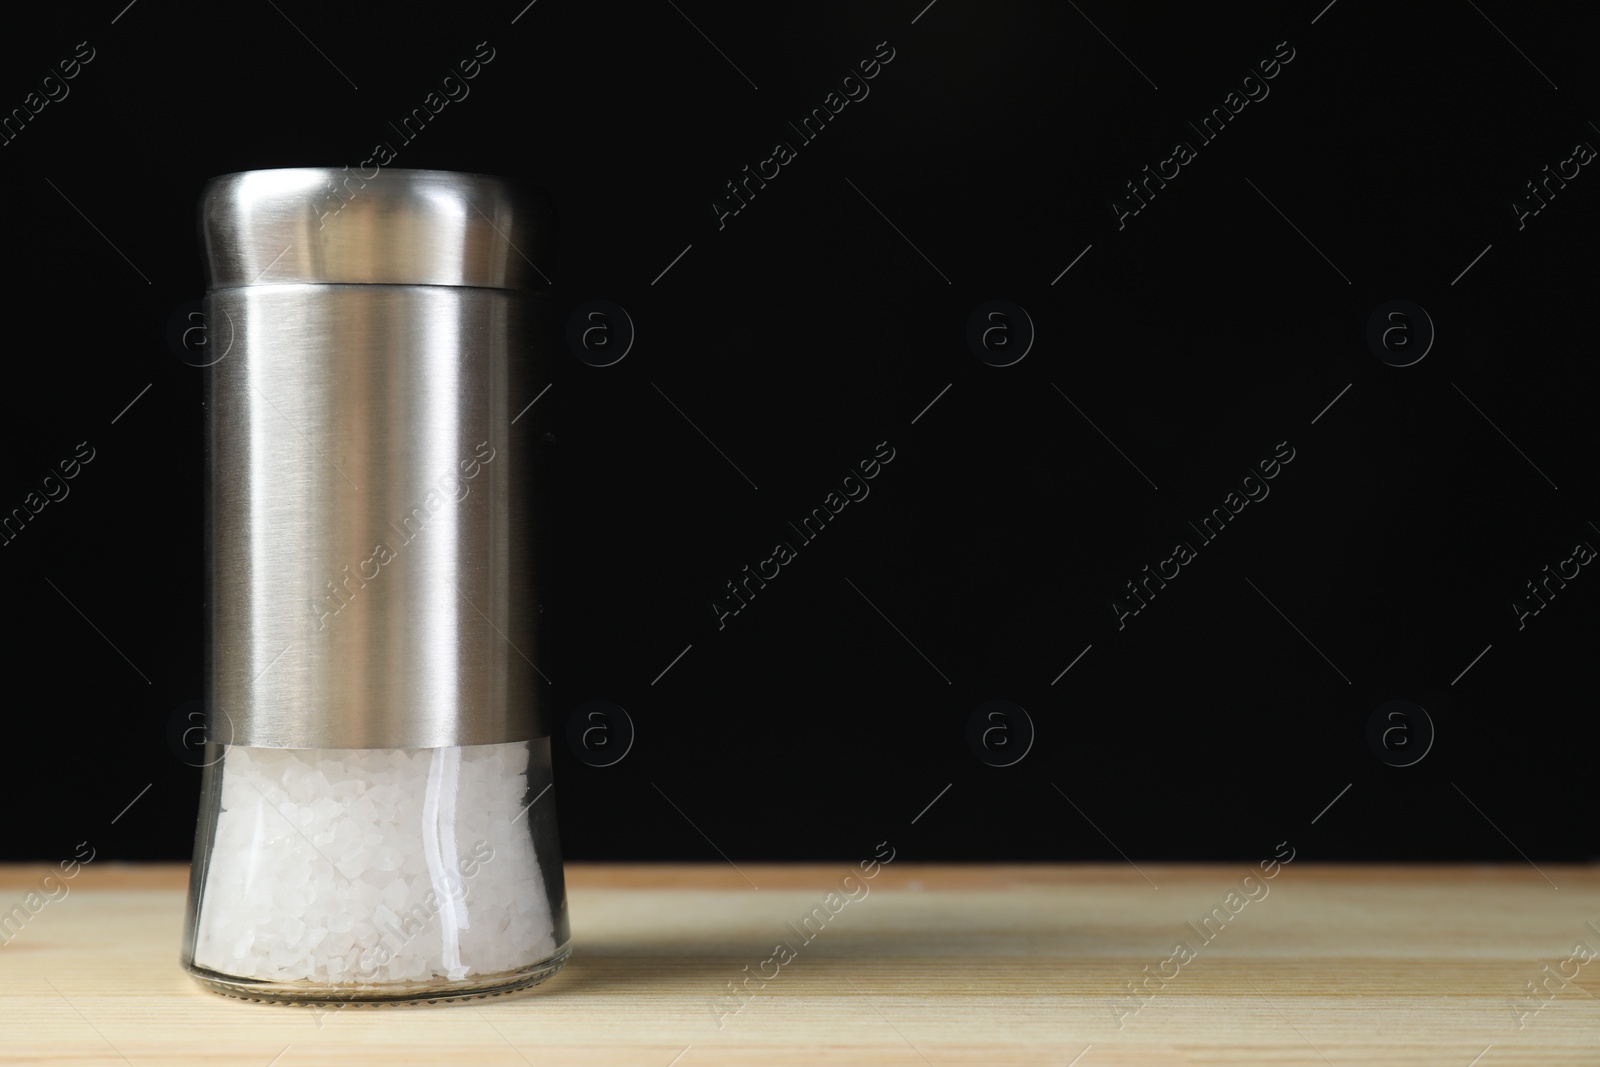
[192,742,557,986]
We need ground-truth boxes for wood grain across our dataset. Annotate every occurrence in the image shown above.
[1,863,1596,1065]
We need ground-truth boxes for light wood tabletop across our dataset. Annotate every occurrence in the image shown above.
[1,862,1595,1065]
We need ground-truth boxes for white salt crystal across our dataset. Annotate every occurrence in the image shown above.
[381,879,407,912]
[192,741,558,987]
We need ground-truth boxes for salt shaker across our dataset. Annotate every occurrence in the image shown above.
[181,168,569,1003]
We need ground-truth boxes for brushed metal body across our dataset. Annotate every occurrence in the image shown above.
[201,170,547,749]
[200,168,549,290]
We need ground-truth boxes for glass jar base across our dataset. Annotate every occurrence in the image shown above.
[185,943,570,1006]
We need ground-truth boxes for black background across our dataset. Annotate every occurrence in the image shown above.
[1,0,1595,866]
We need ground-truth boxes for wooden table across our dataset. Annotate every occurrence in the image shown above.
[2,863,1596,1065]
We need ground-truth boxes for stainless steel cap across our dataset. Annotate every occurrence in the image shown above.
[200,167,550,290]
[202,168,548,750]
